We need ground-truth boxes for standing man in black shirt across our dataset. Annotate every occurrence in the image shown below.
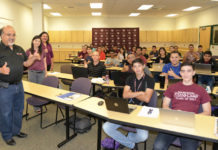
[103,58,155,150]
[0,26,40,146]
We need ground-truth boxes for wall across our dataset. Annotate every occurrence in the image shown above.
[0,0,33,49]
[176,6,218,29]
[47,16,176,31]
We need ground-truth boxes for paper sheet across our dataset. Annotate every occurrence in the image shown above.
[57,92,81,101]
[138,106,159,118]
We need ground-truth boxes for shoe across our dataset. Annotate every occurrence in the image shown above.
[16,132,28,138]
[5,138,16,146]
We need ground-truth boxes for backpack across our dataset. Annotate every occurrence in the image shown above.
[67,115,94,133]
[101,137,120,149]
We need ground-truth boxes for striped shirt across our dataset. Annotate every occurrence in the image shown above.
[88,61,106,77]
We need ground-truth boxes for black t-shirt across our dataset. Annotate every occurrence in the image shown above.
[125,74,155,106]
[88,61,106,77]
[0,42,27,83]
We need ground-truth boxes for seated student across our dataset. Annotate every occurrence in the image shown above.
[142,47,149,59]
[97,46,106,60]
[196,51,216,90]
[84,47,93,65]
[131,46,136,54]
[103,58,155,150]
[149,45,159,58]
[117,47,126,61]
[197,45,204,60]
[85,51,106,78]
[174,45,182,57]
[153,62,211,150]
[105,50,120,67]
[122,54,152,77]
[78,45,88,59]
[161,51,181,84]
[155,47,170,64]
[135,47,147,64]
[183,44,200,63]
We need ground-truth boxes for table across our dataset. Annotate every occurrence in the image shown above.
[23,80,90,148]
[47,72,168,91]
[74,97,218,150]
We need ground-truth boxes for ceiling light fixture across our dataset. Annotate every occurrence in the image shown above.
[90,3,103,9]
[129,13,140,17]
[137,5,153,10]
[43,4,51,9]
[50,12,62,16]
[183,6,201,11]
[166,14,178,17]
[92,12,102,16]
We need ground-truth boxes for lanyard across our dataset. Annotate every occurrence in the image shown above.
[134,75,145,92]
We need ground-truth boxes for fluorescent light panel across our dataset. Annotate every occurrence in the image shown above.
[50,12,62,16]
[90,3,103,9]
[92,12,101,16]
[166,14,178,17]
[129,13,140,16]
[211,0,218,1]
[138,5,153,10]
[43,4,51,9]
[183,6,201,11]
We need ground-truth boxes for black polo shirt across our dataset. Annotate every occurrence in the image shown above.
[88,61,106,77]
[0,41,27,83]
[125,74,154,106]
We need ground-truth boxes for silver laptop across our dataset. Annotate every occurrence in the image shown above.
[194,63,212,75]
[152,63,165,72]
[160,109,195,128]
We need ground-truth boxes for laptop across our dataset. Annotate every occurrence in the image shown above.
[71,66,88,79]
[111,72,133,86]
[152,63,165,72]
[160,109,195,128]
[104,96,136,114]
[194,63,212,75]
[168,79,182,87]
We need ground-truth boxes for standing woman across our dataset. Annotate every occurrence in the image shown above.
[26,35,47,113]
[40,31,54,71]
[26,35,47,83]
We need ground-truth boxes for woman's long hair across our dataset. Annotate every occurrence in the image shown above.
[30,35,42,55]
[39,31,50,44]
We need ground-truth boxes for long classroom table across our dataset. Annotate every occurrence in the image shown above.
[74,97,218,150]
[23,80,90,148]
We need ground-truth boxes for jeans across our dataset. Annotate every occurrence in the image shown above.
[0,82,24,140]
[153,133,199,150]
[198,75,215,90]
[28,70,45,84]
[103,121,148,149]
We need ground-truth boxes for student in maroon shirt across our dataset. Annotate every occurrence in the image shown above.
[78,45,88,59]
[154,62,211,150]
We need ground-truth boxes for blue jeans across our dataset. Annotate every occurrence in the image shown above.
[0,82,24,140]
[198,75,215,90]
[103,121,148,149]
[153,133,199,150]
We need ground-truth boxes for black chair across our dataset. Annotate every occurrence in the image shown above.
[111,71,133,86]
[71,66,88,79]
[60,64,73,89]
[25,76,62,129]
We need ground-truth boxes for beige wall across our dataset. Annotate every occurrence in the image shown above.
[176,6,218,29]
[47,16,176,31]
[0,0,33,49]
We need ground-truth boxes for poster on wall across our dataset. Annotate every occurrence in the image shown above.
[92,28,139,51]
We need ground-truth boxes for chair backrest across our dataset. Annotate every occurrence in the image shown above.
[111,71,133,86]
[71,66,88,79]
[71,77,91,95]
[148,91,158,107]
[42,76,59,88]
[60,65,72,74]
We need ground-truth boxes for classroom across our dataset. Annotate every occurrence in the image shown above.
[0,0,218,150]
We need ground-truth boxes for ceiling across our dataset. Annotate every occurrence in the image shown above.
[16,0,218,18]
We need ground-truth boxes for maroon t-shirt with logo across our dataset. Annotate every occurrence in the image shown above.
[164,82,211,113]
